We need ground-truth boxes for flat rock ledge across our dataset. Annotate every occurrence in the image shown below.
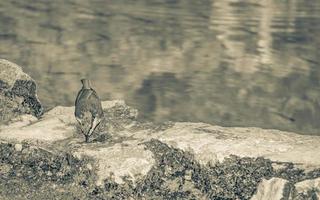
[0,100,319,199]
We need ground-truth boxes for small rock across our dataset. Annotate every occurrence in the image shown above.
[251,178,290,200]
[184,170,192,181]
[86,163,93,170]
[56,172,64,177]
[14,143,23,151]
[0,163,11,174]
[128,108,138,119]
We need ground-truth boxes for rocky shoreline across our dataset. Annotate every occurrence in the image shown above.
[0,60,320,199]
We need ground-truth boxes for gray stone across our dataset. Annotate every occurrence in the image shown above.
[251,178,290,200]
[0,59,43,117]
[14,143,23,151]
[0,163,11,175]
[291,178,320,199]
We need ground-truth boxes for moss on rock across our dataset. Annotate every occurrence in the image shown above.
[75,139,279,199]
[138,139,274,199]
[0,137,319,199]
[0,59,43,119]
[0,95,30,125]
[0,142,97,199]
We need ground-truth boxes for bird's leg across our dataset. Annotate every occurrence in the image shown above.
[88,117,102,135]
[87,117,102,139]
[85,134,90,143]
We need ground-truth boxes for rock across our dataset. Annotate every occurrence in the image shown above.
[291,178,320,199]
[0,163,11,175]
[0,113,74,142]
[47,171,52,176]
[0,100,319,199]
[250,178,290,200]
[103,100,139,120]
[153,123,320,169]
[0,59,43,118]
[86,163,93,171]
[14,143,23,151]
[74,140,155,185]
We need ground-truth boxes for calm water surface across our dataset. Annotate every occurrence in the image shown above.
[0,0,320,135]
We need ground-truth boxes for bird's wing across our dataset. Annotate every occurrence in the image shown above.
[81,89,94,101]
[75,89,94,105]
[75,89,84,106]
[90,89,104,117]
[75,89,94,118]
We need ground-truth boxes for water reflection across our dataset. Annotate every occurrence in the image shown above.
[0,0,320,135]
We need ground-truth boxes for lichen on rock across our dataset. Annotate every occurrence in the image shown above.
[0,59,43,124]
[0,59,43,122]
[291,178,320,199]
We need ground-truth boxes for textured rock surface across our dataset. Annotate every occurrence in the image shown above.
[250,178,290,200]
[292,178,320,199]
[0,59,43,118]
[0,100,320,199]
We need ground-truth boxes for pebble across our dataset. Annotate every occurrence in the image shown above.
[86,163,93,170]
[14,143,23,151]
[47,171,53,176]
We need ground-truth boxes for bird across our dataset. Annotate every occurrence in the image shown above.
[75,79,104,142]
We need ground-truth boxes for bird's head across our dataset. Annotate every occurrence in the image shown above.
[81,79,91,89]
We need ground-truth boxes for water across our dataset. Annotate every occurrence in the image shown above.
[0,0,320,135]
